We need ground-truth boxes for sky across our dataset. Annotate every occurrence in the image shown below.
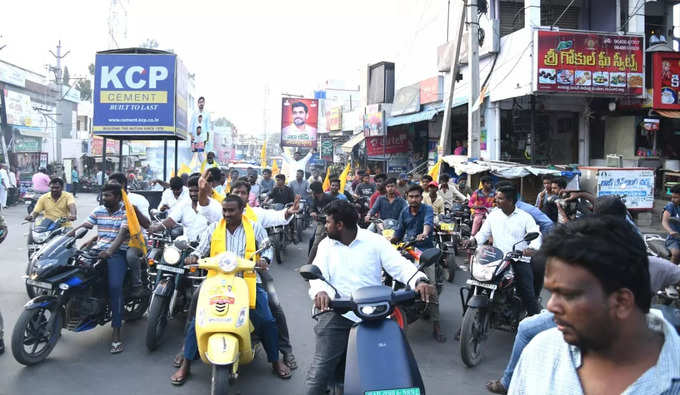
[0,0,453,135]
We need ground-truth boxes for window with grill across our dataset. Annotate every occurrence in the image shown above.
[499,1,581,37]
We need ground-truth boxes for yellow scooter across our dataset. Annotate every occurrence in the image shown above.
[177,238,270,395]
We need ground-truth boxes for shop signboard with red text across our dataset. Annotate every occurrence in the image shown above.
[365,129,408,156]
[652,52,680,110]
[535,30,644,96]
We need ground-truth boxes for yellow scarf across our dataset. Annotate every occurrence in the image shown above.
[210,216,256,260]
[213,189,225,202]
[121,190,147,254]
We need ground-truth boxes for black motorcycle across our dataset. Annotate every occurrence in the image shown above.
[145,230,204,351]
[23,189,41,215]
[262,202,292,264]
[25,217,71,298]
[13,229,150,366]
[459,232,539,367]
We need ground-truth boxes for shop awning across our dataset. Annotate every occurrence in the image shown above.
[654,110,680,119]
[386,104,444,127]
[15,126,49,139]
[340,132,365,153]
[441,156,567,179]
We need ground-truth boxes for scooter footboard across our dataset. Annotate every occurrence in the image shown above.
[344,320,425,394]
[203,333,240,365]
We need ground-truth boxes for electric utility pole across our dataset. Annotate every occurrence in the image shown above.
[49,40,70,163]
[467,0,481,159]
[438,0,467,158]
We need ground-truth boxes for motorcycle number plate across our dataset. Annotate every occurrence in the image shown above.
[156,264,184,274]
[439,223,455,231]
[365,388,421,395]
[27,279,52,289]
[25,200,31,205]
[466,279,498,290]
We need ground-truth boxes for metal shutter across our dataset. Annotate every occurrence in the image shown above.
[500,1,525,36]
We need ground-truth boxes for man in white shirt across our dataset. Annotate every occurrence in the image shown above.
[150,175,221,241]
[468,183,542,315]
[306,199,436,395]
[0,163,8,209]
[280,145,314,181]
[158,176,190,211]
[108,173,151,297]
[190,96,211,151]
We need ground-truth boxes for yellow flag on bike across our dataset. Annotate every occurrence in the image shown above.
[322,166,331,192]
[121,189,147,254]
[260,140,267,168]
[428,159,442,183]
[339,162,351,193]
[271,159,279,175]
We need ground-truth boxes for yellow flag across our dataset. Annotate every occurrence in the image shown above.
[178,163,192,176]
[339,162,351,193]
[271,160,279,175]
[260,141,267,169]
[428,159,442,183]
[322,166,331,192]
[121,189,147,254]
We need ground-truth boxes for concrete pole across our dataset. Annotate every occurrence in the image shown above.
[467,0,481,159]
[438,0,467,157]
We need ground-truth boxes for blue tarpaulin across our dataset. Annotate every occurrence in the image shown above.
[386,104,444,127]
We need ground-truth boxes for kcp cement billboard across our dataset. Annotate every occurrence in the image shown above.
[93,52,187,139]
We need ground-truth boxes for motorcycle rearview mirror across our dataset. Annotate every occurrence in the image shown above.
[524,232,540,242]
[417,248,442,270]
[150,208,161,218]
[299,264,342,297]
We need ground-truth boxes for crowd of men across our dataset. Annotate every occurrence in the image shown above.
[1,152,680,394]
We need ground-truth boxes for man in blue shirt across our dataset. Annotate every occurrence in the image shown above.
[392,184,445,342]
[366,177,407,223]
[662,184,680,264]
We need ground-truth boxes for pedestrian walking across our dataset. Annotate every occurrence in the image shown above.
[71,167,80,197]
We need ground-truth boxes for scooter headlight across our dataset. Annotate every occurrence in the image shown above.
[217,252,239,273]
[471,260,500,282]
[162,245,181,265]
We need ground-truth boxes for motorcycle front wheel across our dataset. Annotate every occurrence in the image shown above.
[460,307,487,367]
[145,295,170,351]
[211,364,231,395]
[123,294,150,322]
[12,306,63,366]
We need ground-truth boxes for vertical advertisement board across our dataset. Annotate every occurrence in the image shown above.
[281,98,318,148]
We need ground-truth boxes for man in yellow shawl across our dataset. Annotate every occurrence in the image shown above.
[170,194,292,384]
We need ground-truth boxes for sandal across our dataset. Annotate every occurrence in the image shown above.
[272,362,292,380]
[486,379,507,394]
[110,341,124,354]
[170,371,190,386]
[173,353,184,368]
[283,353,298,370]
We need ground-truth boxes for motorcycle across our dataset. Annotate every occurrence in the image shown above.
[645,217,680,259]
[176,238,271,395]
[458,232,539,367]
[354,197,371,229]
[13,228,151,366]
[293,198,308,243]
[298,250,439,395]
[434,211,460,282]
[145,217,204,351]
[262,202,292,264]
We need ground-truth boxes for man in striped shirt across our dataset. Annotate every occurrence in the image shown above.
[69,183,130,354]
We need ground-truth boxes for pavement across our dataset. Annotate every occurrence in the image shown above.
[0,193,516,395]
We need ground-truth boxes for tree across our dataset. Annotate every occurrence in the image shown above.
[75,79,92,101]
[214,117,235,129]
[88,63,95,76]
[62,66,70,85]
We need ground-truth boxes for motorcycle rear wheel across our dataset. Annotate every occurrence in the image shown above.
[460,307,486,367]
[123,295,150,322]
[145,295,170,351]
[211,364,231,395]
[12,306,62,366]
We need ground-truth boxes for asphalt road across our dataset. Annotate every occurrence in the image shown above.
[0,193,515,395]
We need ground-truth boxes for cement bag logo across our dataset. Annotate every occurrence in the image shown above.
[99,65,169,104]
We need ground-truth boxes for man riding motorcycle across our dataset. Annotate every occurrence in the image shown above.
[68,183,131,354]
[365,177,406,229]
[306,199,435,395]
[391,184,446,343]
[25,177,77,227]
[170,194,292,384]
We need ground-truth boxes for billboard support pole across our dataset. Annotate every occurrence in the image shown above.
[118,139,123,171]
[102,137,107,175]
[163,139,168,182]
[174,140,178,174]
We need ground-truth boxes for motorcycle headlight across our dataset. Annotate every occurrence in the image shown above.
[471,260,500,282]
[162,246,181,265]
[32,231,50,244]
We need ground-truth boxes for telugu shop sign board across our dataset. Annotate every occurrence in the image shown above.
[652,52,680,110]
[535,30,644,96]
[93,52,188,139]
